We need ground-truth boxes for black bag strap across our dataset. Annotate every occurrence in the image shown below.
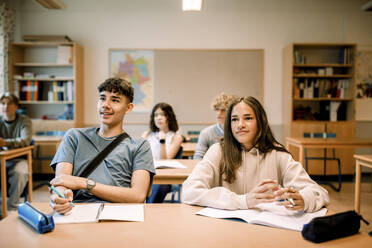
[78,131,129,178]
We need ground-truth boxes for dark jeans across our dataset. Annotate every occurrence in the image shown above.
[146,184,172,203]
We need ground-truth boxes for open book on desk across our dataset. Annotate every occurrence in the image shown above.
[196,202,327,231]
[53,203,144,224]
[154,160,186,169]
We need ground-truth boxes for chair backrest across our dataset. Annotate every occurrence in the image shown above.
[175,146,183,159]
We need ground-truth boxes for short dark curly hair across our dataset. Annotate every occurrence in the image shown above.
[149,102,179,133]
[98,78,134,103]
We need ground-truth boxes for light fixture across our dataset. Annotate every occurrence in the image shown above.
[361,0,372,11]
[35,0,66,9]
[182,0,203,11]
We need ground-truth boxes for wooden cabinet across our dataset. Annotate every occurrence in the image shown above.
[9,42,84,132]
[283,43,357,175]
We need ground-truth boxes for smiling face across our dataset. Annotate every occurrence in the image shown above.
[154,107,168,131]
[230,101,258,150]
[97,91,132,128]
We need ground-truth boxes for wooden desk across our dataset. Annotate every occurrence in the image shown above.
[286,137,372,169]
[0,146,33,217]
[153,159,198,184]
[1,203,371,248]
[182,142,197,157]
[33,135,62,150]
[354,154,372,214]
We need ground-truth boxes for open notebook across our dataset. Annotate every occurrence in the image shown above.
[154,160,186,169]
[53,203,144,224]
[196,202,327,231]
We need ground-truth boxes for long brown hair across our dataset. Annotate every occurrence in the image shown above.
[219,96,289,184]
[149,102,179,132]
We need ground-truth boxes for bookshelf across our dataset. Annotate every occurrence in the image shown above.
[9,41,84,132]
[283,43,357,175]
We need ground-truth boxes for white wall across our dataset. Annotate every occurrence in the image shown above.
[10,0,372,139]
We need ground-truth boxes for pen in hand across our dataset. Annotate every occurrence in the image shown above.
[48,183,75,207]
[277,185,296,208]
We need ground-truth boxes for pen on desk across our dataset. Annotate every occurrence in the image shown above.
[48,183,75,207]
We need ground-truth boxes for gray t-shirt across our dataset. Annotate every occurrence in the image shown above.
[193,124,223,159]
[0,114,32,149]
[51,127,155,202]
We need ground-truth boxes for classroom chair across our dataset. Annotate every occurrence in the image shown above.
[6,139,35,201]
[303,132,342,191]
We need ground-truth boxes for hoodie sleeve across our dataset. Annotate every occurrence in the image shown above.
[182,144,248,210]
[278,152,330,212]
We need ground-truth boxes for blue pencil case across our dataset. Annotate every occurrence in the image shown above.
[17,202,54,234]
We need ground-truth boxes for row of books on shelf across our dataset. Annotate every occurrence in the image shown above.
[294,78,349,99]
[293,102,347,121]
[293,67,349,76]
[15,80,74,101]
[293,47,352,65]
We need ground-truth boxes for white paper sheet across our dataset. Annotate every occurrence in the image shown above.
[53,204,144,224]
[154,160,186,169]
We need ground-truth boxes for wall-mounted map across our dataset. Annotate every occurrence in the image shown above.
[110,50,154,111]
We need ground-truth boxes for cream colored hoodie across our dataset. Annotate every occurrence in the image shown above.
[182,143,329,212]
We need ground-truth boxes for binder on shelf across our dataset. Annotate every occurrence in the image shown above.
[57,81,64,101]
[26,80,32,101]
[314,80,319,98]
[67,81,73,101]
[34,81,39,101]
[52,81,58,101]
[57,45,73,64]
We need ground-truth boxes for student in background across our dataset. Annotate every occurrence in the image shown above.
[142,102,183,203]
[193,93,238,159]
[50,78,155,214]
[0,93,32,214]
[182,96,329,212]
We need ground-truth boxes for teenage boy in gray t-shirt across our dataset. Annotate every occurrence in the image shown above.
[50,78,155,214]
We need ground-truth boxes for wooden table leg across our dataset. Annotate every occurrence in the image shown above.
[1,157,7,217]
[354,159,361,214]
[27,151,33,202]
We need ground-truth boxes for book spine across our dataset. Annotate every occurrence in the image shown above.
[26,80,32,101]
[53,81,58,101]
[34,81,39,101]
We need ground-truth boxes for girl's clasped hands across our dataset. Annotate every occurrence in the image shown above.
[245,179,305,211]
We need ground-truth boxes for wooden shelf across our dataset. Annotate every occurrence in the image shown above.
[293,74,352,78]
[20,101,74,104]
[293,98,353,101]
[294,64,352,67]
[15,78,74,81]
[10,42,84,128]
[12,42,73,47]
[14,63,73,67]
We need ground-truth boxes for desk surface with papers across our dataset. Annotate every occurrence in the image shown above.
[1,203,371,248]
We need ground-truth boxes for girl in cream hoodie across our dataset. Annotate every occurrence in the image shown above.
[182,96,329,212]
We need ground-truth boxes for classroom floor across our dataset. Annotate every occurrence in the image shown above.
[27,179,372,234]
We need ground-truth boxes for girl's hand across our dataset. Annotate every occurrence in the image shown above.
[275,187,305,211]
[245,179,279,208]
